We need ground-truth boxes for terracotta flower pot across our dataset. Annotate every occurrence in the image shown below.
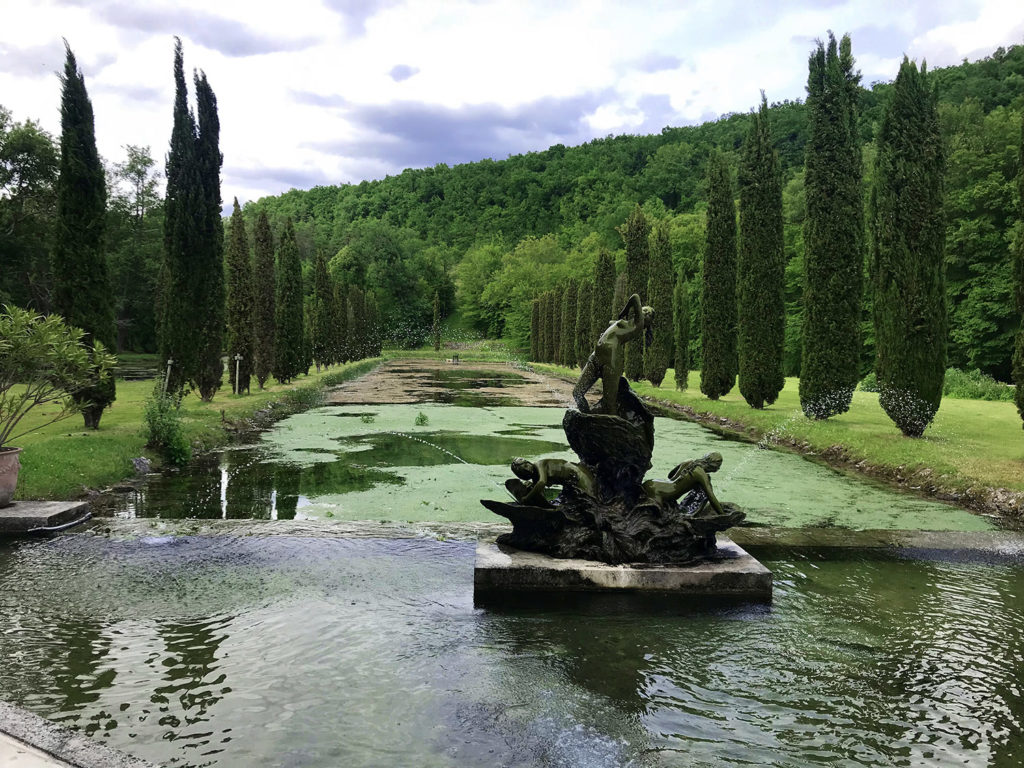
[0,447,23,508]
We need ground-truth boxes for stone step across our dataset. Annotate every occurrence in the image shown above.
[0,501,91,535]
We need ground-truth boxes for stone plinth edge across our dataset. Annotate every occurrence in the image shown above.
[0,700,159,767]
[0,501,91,534]
[474,536,772,600]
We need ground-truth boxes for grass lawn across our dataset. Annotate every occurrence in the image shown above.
[11,358,382,501]
[534,363,1024,498]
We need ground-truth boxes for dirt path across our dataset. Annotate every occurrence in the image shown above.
[326,358,581,407]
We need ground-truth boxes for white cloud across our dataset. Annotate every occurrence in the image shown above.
[0,0,1021,205]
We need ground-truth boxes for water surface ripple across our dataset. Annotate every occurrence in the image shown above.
[1,534,1022,767]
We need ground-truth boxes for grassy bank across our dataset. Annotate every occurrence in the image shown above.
[13,358,382,501]
[534,363,1024,515]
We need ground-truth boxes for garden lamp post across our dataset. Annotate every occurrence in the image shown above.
[162,358,174,395]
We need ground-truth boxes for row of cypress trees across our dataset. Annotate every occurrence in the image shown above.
[527,33,975,438]
[530,248,620,368]
[224,208,381,392]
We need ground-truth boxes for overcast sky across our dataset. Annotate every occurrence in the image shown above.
[2,0,1023,209]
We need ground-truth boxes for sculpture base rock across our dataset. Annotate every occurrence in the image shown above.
[473,539,772,600]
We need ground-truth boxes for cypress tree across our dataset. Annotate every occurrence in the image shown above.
[348,286,366,360]
[612,272,628,319]
[52,43,115,428]
[869,59,947,437]
[591,248,616,342]
[560,280,578,367]
[700,150,738,400]
[530,299,540,361]
[644,219,674,387]
[620,204,650,380]
[432,291,441,351]
[368,292,383,356]
[543,292,555,362]
[310,250,334,371]
[160,38,200,395]
[1016,112,1024,428]
[252,210,275,388]
[800,33,864,419]
[333,283,349,363]
[302,298,313,375]
[575,279,592,367]
[737,94,786,409]
[193,70,224,401]
[273,218,304,382]
[674,271,689,390]
[551,286,563,365]
[225,198,254,394]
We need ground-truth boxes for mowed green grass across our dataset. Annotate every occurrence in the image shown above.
[11,359,381,500]
[534,364,1024,494]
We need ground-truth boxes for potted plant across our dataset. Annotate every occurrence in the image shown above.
[0,305,115,506]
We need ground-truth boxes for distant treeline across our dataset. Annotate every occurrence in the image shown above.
[244,43,1024,380]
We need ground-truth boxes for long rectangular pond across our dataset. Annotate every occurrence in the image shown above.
[2,372,1018,766]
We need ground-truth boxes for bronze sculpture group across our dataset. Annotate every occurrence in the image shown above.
[481,294,743,565]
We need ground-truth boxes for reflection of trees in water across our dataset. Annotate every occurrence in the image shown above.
[865,559,1024,765]
[152,616,231,740]
[274,463,301,520]
[223,449,274,519]
[40,617,114,736]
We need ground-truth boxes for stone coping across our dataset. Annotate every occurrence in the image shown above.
[474,537,773,600]
[0,701,158,768]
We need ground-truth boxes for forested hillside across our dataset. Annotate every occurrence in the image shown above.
[2,43,1022,378]
[245,43,1024,378]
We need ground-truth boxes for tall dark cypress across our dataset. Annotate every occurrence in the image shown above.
[225,198,254,394]
[800,33,864,419]
[591,248,616,342]
[333,283,349,363]
[273,218,304,382]
[193,70,224,400]
[252,210,275,388]
[160,38,199,394]
[620,205,650,380]
[700,150,738,400]
[348,286,366,360]
[310,250,335,370]
[543,292,555,362]
[870,59,947,437]
[560,280,578,367]
[551,286,563,365]
[737,94,786,409]
[432,291,441,351]
[674,271,689,390]
[1015,112,1024,428]
[575,280,592,367]
[530,299,540,361]
[644,220,674,387]
[52,43,115,428]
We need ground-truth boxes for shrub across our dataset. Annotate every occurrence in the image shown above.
[942,368,1014,401]
[858,371,879,392]
[415,412,429,426]
[143,386,191,466]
